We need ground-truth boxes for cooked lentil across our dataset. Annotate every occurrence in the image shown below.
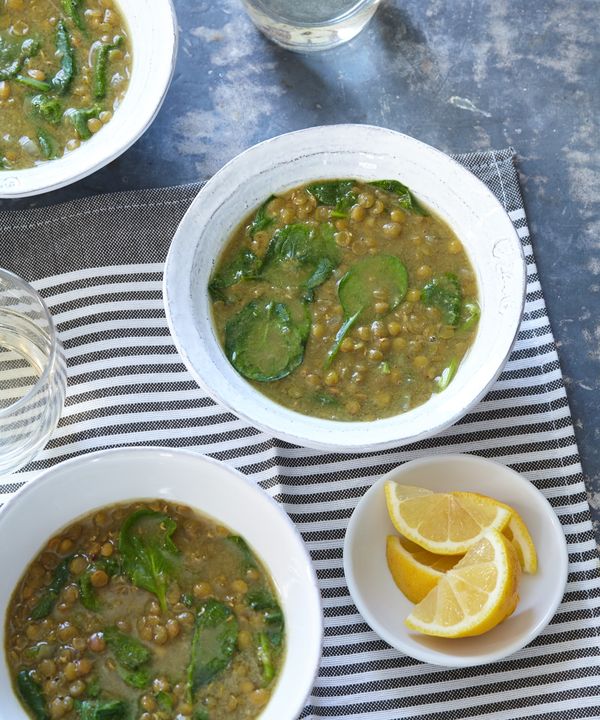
[6,501,285,720]
[209,179,480,421]
[0,0,131,170]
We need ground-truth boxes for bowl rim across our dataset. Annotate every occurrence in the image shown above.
[342,453,569,667]
[164,124,527,451]
[0,446,323,719]
[0,0,178,199]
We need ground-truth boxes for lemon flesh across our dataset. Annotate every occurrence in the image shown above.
[386,535,460,604]
[405,529,521,638]
[385,482,512,555]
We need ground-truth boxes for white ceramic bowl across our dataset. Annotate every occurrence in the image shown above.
[164,125,526,452]
[0,0,177,198]
[0,447,323,719]
[343,454,568,667]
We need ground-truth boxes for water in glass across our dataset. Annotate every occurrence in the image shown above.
[0,270,66,474]
[241,0,381,52]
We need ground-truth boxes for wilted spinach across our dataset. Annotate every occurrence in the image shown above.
[259,222,340,294]
[104,627,152,670]
[435,357,459,392]
[369,179,427,216]
[307,180,357,218]
[119,509,179,612]
[17,670,48,720]
[225,300,307,382]
[326,255,408,366]
[188,599,239,692]
[76,698,129,720]
[30,556,72,620]
[208,247,260,301]
[421,273,462,326]
[249,194,276,236]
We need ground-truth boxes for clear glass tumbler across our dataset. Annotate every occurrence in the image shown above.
[0,268,67,474]
[241,0,381,52]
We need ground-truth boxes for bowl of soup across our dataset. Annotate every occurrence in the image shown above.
[0,0,177,198]
[0,447,323,719]
[163,125,526,451]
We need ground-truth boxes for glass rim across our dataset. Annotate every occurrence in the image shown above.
[0,266,62,419]
[248,0,377,27]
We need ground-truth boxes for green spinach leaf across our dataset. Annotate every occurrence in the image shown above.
[225,300,307,382]
[62,0,86,32]
[249,195,275,236]
[225,535,258,570]
[324,310,361,369]
[37,129,57,160]
[460,300,480,331]
[31,95,63,125]
[256,631,275,685]
[0,36,40,80]
[421,273,462,326]
[246,588,284,647]
[155,691,174,711]
[188,599,239,692]
[104,627,152,670]
[66,104,102,139]
[369,179,428,215]
[119,509,179,612]
[76,699,128,720]
[208,247,260,301]
[338,255,408,320]
[435,357,459,392]
[116,666,151,689]
[313,391,340,407]
[326,255,408,366]
[78,572,99,612]
[30,556,72,620]
[17,670,48,720]
[307,180,357,217]
[92,36,123,100]
[260,222,339,292]
[14,74,51,91]
[51,20,75,94]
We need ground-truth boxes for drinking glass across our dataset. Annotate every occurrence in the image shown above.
[0,268,67,474]
[241,0,381,52]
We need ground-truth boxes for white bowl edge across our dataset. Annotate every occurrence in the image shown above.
[0,446,323,719]
[164,125,527,451]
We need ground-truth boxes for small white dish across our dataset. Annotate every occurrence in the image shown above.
[343,453,568,668]
[0,0,178,198]
[164,124,526,451]
[0,447,323,719]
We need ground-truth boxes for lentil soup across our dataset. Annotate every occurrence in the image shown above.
[5,500,285,720]
[209,179,480,421]
[0,0,131,170]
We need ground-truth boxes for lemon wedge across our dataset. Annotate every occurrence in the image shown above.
[405,529,521,638]
[384,481,512,555]
[386,535,460,604]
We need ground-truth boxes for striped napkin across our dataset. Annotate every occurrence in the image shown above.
[1,148,599,719]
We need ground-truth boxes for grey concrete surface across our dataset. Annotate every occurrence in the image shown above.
[2,0,599,542]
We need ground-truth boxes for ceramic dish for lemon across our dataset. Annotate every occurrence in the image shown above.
[164,125,526,451]
[343,454,568,667]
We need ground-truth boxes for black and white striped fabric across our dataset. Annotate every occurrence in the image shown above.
[2,149,599,719]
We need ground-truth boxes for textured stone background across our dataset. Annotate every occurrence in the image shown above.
[3,0,599,543]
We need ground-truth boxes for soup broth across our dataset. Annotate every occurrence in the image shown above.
[209,179,479,421]
[5,500,285,720]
